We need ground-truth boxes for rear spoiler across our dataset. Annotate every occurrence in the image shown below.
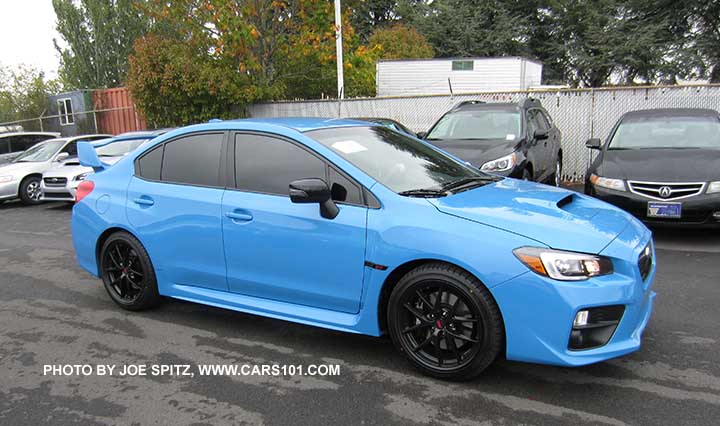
[77,142,107,172]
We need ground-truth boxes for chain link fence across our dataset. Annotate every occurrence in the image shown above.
[249,84,720,182]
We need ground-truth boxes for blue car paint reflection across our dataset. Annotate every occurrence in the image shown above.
[72,117,655,368]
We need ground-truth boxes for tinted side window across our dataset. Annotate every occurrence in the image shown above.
[529,109,549,131]
[235,134,326,196]
[0,140,9,155]
[161,133,224,186]
[8,136,31,152]
[61,141,78,156]
[328,166,363,205]
[137,145,164,180]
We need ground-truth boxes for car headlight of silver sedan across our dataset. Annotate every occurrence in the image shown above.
[480,152,517,172]
[513,247,614,281]
[74,172,91,181]
[589,173,626,191]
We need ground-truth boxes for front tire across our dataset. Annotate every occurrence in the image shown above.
[387,263,503,381]
[100,232,161,311]
[19,176,42,205]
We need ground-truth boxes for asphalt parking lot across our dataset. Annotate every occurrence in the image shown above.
[1,200,719,426]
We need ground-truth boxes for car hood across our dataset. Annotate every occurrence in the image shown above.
[425,139,518,167]
[428,179,632,254]
[598,149,720,181]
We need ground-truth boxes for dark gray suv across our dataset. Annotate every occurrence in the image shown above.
[420,99,563,185]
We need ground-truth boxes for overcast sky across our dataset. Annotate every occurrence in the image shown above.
[0,0,61,78]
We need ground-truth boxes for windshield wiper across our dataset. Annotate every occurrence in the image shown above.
[398,188,448,198]
[440,176,499,192]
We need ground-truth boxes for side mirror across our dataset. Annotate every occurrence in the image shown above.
[585,138,602,149]
[289,178,339,219]
[55,152,70,162]
[533,129,549,140]
[416,131,427,139]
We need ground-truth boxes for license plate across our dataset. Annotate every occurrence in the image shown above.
[647,202,681,218]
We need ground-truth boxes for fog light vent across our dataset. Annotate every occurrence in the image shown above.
[569,305,625,351]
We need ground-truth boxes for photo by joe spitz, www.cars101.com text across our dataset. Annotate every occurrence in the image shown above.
[72,118,655,380]
[419,99,563,186]
[585,108,720,226]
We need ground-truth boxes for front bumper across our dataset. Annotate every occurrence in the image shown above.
[492,219,656,366]
[0,179,20,200]
[591,185,720,227]
[40,179,79,202]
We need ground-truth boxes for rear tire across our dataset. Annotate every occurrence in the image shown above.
[18,176,42,205]
[387,262,503,381]
[99,232,161,311]
[522,168,533,181]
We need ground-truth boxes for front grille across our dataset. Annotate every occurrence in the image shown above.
[628,181,704,201]
[638,242,653,281]
[43,177,68,187]
[42,192,72,199]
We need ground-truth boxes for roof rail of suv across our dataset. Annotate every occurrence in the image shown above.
[521,98,542,109]
[451,100,486,111]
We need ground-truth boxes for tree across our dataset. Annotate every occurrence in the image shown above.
[53,0,150,89]
[0,64,59,130]
[367,24,433,59]
[347,0,399,41]
[398,0,529,58]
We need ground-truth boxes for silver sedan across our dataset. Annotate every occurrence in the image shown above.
[0,134,109,205]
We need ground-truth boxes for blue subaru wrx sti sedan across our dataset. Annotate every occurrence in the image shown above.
[72,118,656,380]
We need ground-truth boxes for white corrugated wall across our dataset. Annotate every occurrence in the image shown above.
[376,58,542,96]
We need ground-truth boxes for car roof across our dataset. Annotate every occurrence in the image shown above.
[451,99,539,112]
[0,132,60,138]
[621,108,719,120]
[228,117,379,132]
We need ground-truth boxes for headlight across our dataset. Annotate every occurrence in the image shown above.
[481,153,517,172]
[74,172,91,181]
[708,181,720,194]
[513,247,614,281]
[0,175,13,183]
[589,173,626,191]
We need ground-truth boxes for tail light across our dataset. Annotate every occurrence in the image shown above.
[75,180,95,204]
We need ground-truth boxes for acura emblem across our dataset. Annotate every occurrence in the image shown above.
[658,186,672,198]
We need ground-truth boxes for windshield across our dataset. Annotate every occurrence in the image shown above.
[609,116,720,149]
[427,110,522,140]
[308,126,493,194]
[96,138,150,157]
[13,140,66,162]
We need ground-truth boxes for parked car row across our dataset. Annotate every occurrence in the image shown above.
[0,131,170,205]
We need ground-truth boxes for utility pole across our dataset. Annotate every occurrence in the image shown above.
[334,0,344,99]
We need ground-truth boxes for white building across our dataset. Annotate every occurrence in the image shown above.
[376,57,543,97]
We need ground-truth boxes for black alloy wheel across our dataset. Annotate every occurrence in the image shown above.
[100,232,160,310]
[388,263,503,380]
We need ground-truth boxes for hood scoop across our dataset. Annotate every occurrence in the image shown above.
[556,193,574,210]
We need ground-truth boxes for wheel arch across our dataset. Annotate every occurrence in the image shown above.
[95,226,140,272]
[376,258,506,353]
[17,173,43,197]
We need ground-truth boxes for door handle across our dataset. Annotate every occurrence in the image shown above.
[133,197,154,206]
[225,211,253,222]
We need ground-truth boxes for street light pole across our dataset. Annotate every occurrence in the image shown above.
[334,0,344,99]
